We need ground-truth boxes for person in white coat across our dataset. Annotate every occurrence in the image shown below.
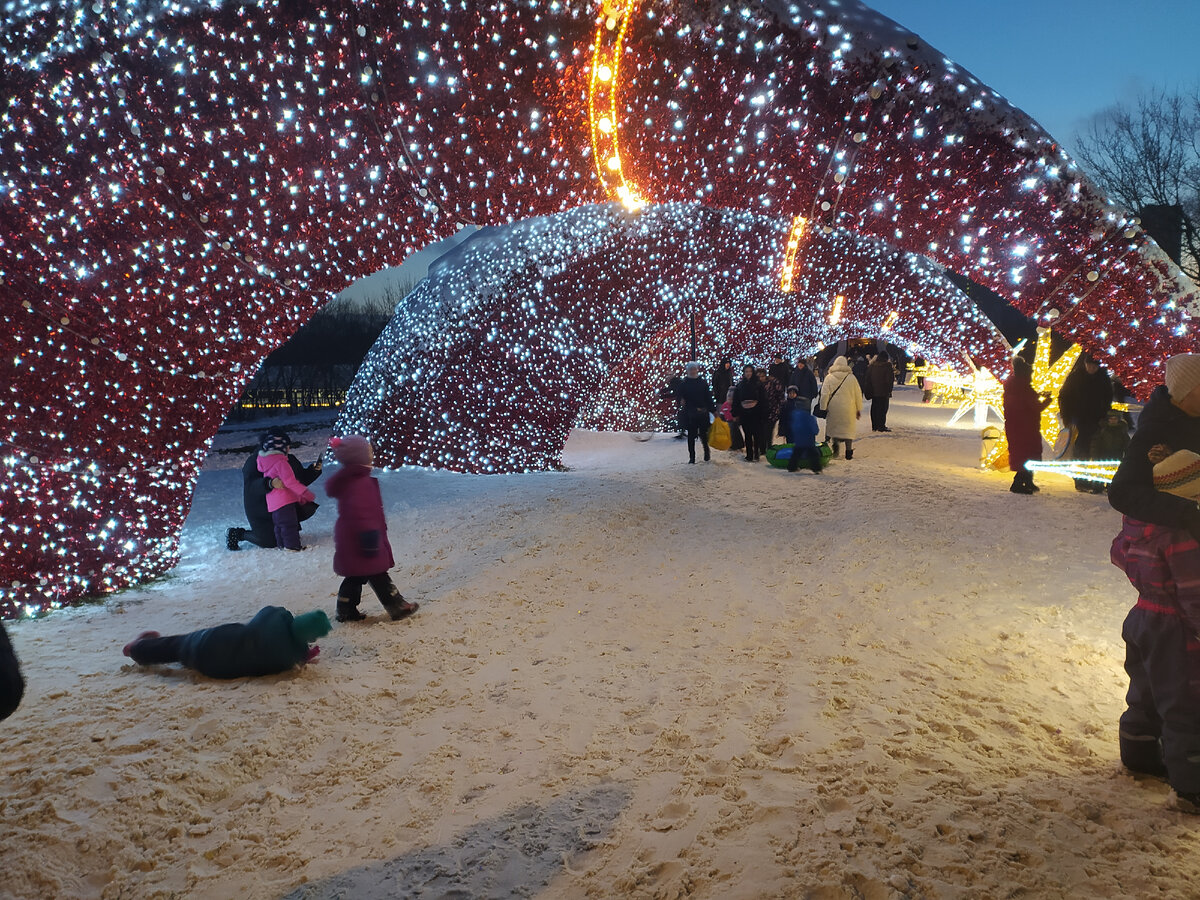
[818,355,864,459]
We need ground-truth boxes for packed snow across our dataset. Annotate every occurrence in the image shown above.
[4,387,1200,899]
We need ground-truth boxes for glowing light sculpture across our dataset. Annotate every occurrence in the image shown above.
[1,0,1197,615]
[339,202,1006,470]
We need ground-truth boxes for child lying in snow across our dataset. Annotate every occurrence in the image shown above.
[122,606,331,679]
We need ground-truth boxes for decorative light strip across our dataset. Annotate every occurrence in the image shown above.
[828,294,844,326]
[780,215,808,292]
[881,311,900,332]
[1025,459,1121,483]
[588,0,645,210]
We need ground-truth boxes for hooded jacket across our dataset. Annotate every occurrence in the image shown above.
[1109,386,1200,539]
[325,464,396,576]
[257,452,317,513]
[177,606,313,679]
[819,357,864,441]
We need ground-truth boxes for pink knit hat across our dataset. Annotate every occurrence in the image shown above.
[329,435,373,467]
[1153,450,1200,501]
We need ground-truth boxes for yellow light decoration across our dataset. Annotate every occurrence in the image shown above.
[1029,328,1081,451]
[779,215,808,293]
[978,332,1084,470]
[588,0,645,209]
[881,311,900,332]
[946,361,1004,429]
[829,294,844,326]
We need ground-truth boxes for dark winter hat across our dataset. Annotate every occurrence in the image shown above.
[291,609,332,645]
[260,432,290,454]
[330,435,373,466]
[1166,353,1200,400]
[1153,450,1200,501]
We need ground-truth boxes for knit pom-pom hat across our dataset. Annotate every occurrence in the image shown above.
[260,432,289,454]
[330,435,373,466]
[1165,354,1200,401]
[291,610,332,645]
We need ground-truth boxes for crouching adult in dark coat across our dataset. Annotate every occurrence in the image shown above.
[0,620,24,721]
[227,426,322,550]
[122,606,331,679]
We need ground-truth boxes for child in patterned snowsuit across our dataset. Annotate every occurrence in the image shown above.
[1112,448,1200,811]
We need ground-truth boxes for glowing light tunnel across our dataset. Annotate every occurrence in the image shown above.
[337,202,1006,473]
[0,0,1196,614]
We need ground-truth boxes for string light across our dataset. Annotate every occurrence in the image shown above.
[1,0,1197,616]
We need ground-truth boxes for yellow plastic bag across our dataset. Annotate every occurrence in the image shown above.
[708,417,731,451]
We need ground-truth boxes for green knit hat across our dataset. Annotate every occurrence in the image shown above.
[291,609,332,644]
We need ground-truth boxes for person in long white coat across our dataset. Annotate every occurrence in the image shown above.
[818,355,864,459]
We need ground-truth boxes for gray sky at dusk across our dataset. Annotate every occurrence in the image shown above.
[863,0,1200,155]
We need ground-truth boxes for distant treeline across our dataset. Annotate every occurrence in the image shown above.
[231,284,411,419]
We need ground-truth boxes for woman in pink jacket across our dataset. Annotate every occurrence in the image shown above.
[256,432,318,550]
[325,436,419,623]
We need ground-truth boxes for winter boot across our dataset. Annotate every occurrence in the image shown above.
[381,587,419,621]
[226,527,243,551]
[845,446,853,460]
[122,631,161,658]
[1120,730,1167,778]
[335,599,367,623]
[831,441,840,458]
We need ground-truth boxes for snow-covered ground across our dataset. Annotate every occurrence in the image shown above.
[4,387,1199,899]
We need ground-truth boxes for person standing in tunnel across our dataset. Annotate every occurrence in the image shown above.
[1058,353,1113,493]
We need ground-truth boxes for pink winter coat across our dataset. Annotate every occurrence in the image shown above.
[324,464,395,577]
[257,452,316,512]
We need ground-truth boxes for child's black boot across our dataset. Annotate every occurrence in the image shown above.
[335,599,367,623]
[381,586,419,621]
[1119,730,1167,778]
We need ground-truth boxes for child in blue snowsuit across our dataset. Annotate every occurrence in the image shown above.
[122,606,331,679]
[780,385,824,473]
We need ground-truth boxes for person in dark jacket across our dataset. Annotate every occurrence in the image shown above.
[767,353,792,387]
[1111,448,1200,811]
[1003,356,1051,494]
[122,606,331,679]
[1058,354,1113,492]
[712,359,734,412]
[679,361,716,464]
[758,367,785,448]
[227,427,323,550]
[788,357,819,411]
[1109,353,1200,542]
[732,365,766,462]
[325,435,419,623]
[0,620,24,721]
[866,352,896,432]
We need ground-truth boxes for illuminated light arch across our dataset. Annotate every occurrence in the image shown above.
[1,0,1196,615]
[337,202,1006,471]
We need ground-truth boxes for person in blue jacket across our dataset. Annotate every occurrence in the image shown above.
[122,606,331,679]
[781,385,824,473]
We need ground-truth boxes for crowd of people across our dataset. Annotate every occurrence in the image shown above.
[669,349,902,468]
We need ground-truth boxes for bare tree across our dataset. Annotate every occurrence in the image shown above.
[1072,87,1200,283]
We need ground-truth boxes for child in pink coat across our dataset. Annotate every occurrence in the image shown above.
[325,436,419,623]
[256,432,317,550]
